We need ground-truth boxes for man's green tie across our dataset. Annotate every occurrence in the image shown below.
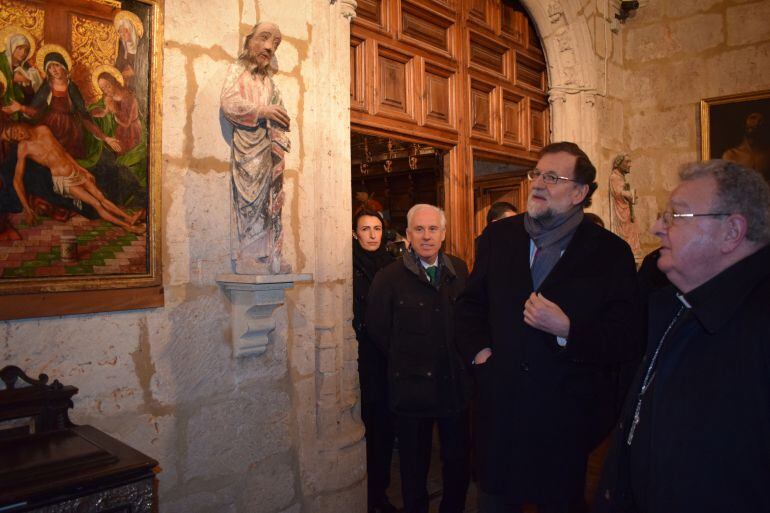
[425,265,437,284]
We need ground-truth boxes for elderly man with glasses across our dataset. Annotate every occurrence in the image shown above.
[456,142,643,513]
[596,160,770,513]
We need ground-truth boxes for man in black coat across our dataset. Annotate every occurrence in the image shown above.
[367,203,471,513]
[456,142,642,513]
[595,160,770,513]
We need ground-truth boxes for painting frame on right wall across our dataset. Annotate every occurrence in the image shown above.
[700,90,770,182]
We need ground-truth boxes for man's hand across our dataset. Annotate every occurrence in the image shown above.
[523,292,570,339]
[474,347,492,365]
[259,104,290,129]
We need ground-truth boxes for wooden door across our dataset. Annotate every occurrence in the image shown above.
[351,0,549,264]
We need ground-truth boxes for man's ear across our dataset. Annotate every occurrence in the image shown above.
[572,183,589,206]
[721,214,748,253]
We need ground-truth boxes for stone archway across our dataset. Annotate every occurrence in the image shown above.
[523,0,603,150]
[522,0,618,219]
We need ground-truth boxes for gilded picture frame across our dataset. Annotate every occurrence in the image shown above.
[700,90,770,181]
[0,0,163,319]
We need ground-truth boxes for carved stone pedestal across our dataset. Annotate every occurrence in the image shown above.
[216,274,312,358]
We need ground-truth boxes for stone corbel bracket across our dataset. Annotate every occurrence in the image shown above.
[217,273,313,358]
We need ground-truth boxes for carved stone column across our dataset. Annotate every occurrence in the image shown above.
[216,274,312,357]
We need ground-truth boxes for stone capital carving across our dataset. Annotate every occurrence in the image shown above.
[582,91,597,107]
[547,90,568,104]
[331,0,358,20]
[217,273,312,357]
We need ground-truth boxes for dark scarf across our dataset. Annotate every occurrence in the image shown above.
[524,205,584,289]
[352,238,391,282]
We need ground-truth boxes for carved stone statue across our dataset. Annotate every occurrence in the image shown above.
[221,22,291,274]
[609,154,641,257]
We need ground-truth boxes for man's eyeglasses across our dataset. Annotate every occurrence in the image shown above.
[657,210,731,227]
[527,169,580,185]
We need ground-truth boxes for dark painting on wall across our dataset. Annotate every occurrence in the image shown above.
[701,90,770,183]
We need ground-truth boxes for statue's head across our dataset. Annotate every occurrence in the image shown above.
[240,22,281,75]
[613,154,631,174]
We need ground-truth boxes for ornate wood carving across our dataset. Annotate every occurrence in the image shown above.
[356,0,381,23]
[423,62,455,130]
[374,45,415,122]
[355,0,387,31]
[500,3,525,44]
[469,30,508,79]
[470,77,495,142]
[467,0,493,31]
[502,89,525,148]
[399,0,454,56]
[515,51,545,92]
[350,36,366,112]
[529,98,549,150]
[0,365,76,433]
[423,0,456,12]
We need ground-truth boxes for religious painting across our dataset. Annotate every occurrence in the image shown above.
[0,0,162,318]
[701,90,770,182]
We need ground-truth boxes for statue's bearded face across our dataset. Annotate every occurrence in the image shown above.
[245,23,281,71]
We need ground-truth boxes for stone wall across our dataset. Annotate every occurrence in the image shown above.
[1,1,364,512]
[621,0,770,253]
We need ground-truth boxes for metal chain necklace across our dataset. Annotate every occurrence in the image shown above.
[626,302,687,446]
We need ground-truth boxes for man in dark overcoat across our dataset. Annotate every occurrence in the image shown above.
[595,160,770,513]
[456,142,642,513]
[367,203,471,513]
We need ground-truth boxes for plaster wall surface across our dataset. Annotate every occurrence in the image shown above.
[620,0,770,254]
[1,1,364,512]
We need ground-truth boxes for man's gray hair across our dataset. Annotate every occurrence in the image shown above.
[679,159,770,243]
[407,204,447,230]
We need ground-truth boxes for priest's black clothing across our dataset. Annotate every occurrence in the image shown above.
[595,243,770,513]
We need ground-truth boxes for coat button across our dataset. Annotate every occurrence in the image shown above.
[426,371,432,377]
[418,301,424,306]
[398,300,404,305]
[435,307,440,312]
[520,362,529,372]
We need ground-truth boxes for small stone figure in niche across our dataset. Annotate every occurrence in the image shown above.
[221,22,291,274]
[609,153,641,257]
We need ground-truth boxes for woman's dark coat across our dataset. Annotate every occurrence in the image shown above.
[353,240,393,404]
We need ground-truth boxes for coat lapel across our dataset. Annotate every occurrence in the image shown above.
[509,219,535,292]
